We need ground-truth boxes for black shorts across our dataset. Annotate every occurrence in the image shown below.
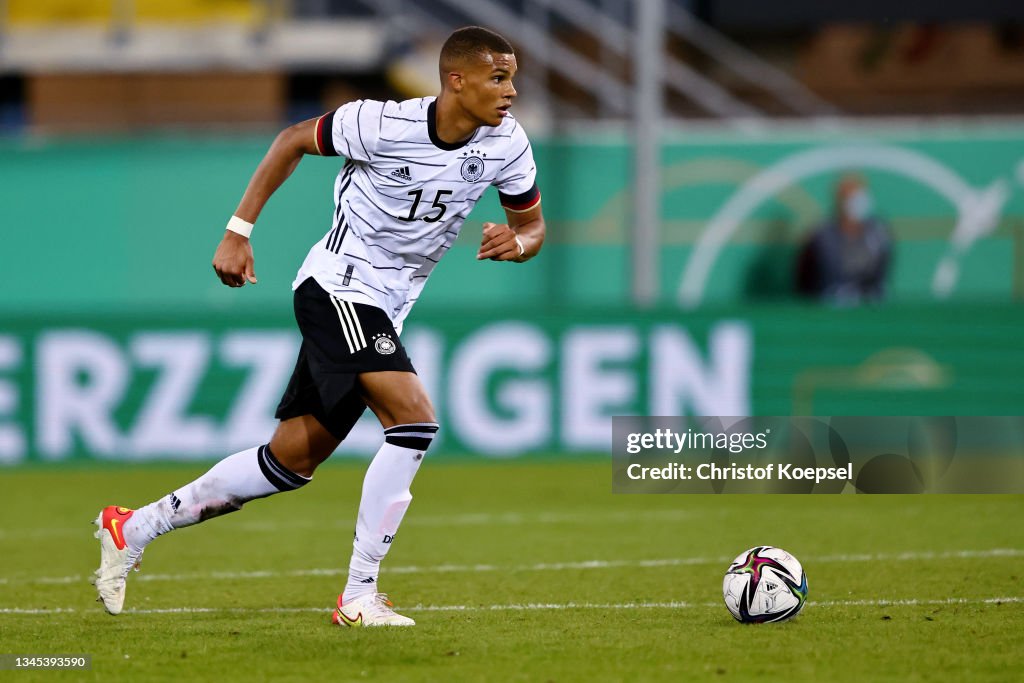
[275,277,416,440]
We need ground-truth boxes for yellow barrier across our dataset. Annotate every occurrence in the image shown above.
[8,0,268,25]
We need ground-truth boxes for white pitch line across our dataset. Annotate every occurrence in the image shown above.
[0,509,704,539]
[1,596,1021,616]
[10,548,1023,587]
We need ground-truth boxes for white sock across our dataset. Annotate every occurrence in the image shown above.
[123,444,310,551]
[343,423,438,603]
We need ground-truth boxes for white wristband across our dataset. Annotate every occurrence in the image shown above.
[515,236,526,258]
[226,216,254,239]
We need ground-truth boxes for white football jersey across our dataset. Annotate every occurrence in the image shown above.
[292,96,540,334]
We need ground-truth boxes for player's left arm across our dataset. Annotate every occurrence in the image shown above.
[477,197,545,263]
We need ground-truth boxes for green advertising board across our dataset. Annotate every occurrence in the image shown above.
[1,304,1020,464]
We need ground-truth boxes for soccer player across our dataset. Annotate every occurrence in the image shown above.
[92,26,544,627]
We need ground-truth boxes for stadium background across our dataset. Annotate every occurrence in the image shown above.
[2,3,1023,682]
[2,1,1023,464]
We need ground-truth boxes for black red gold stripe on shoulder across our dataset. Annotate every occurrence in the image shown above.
[498,183,541,212]
[315,110,339,156]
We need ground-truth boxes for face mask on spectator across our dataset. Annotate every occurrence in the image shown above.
[843,189,873,222]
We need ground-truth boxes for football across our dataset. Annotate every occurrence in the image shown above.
[723,546,808,623]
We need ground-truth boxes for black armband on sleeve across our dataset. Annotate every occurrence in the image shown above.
[314,110,339,156]
[498,183,541,212]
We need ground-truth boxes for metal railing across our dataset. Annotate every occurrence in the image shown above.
[390,0,840,121]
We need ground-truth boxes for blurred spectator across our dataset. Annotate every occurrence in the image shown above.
[796,174,891,304]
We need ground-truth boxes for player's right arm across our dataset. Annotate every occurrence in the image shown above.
[212,117,322,288]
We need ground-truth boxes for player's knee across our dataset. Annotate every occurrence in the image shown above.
[407,400,436,426]
[268,444,318,479]
[283,453,319,479]
[409,408,437,427]
[268,415,340,476]
[387,393,436,426]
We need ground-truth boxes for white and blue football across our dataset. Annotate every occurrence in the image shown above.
[723,546,808,623]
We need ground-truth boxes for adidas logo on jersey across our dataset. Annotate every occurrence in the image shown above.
[390,166,412,182]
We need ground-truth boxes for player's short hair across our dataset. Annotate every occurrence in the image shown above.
[439,26,515,76]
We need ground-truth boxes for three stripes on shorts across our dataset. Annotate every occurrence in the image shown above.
[329,295,367,354]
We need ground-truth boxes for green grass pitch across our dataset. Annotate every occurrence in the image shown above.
[2,460,1022,682]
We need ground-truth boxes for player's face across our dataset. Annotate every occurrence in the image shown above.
[460,51,518,127]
